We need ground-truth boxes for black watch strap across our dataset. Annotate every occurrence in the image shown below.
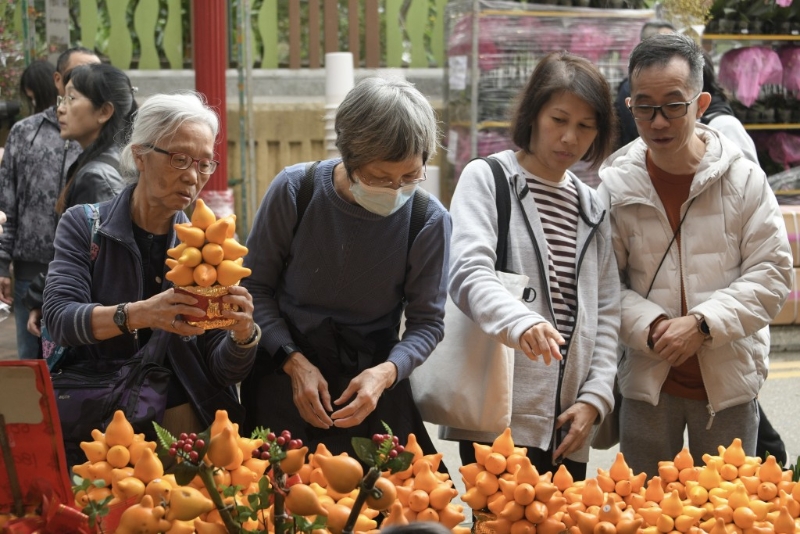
[114,302,131,334]
[274,343,301,369]
[699,319,710,336]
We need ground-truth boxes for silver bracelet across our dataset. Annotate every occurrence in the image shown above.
[230,323,261,348]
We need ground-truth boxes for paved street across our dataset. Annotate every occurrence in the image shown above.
[2,308,798,497]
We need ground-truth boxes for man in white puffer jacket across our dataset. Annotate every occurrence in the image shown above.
[598,33,793,477]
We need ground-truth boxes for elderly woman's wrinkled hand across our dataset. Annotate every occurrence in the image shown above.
[134,288,205,336]
[330,362,397,428]
[220,285,256,341]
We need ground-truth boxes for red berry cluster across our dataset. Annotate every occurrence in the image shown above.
[168,432,205,463]
[372,433,404,459]
[252,430,303,461]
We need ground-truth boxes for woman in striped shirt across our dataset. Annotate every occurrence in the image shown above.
[442,52,621,480]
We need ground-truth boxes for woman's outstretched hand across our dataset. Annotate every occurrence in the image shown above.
[520,322,564,365]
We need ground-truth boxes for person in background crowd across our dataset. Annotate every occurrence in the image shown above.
[700,51,786,465]
[0,46,100,359]
[699,51,759,164]
[20,60,59,115]
[599,33,793,477]
[25,63,136,339]
[55,63,135,213]
[0,211,5,235]
[614,20,676,149]
[43,91,258,469]
[442,52,620,481]
[241,77,451,459]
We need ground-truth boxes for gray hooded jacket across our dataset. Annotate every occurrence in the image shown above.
[441,150,620,463]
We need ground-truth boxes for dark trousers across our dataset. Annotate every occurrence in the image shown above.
[756,401,787,465]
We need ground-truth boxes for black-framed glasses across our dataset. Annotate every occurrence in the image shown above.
[144,144,219,175]
[628,92,702,122]
[357,165,427,189]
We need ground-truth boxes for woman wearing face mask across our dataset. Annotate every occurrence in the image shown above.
[241,77,451,457]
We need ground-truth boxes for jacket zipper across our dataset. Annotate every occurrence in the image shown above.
[515,179,604,457]
[550,210,602,456]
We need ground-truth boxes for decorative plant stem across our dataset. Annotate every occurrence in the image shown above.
[199,464,241,534]
[342,467,381,534]
[272,464,291,534]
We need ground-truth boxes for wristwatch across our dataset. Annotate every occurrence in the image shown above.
[274,343,302,369]
[114,303,132,335]
[693,313,711,338]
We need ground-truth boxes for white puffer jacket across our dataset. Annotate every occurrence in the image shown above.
[598,124,793,424]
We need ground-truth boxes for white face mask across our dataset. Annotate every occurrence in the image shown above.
[350,179,417,217]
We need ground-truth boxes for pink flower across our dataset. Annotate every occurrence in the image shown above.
[777,0,793,7]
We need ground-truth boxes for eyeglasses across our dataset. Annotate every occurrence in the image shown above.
[144,144,219,175]
[56,94,81,108]
[356,165,427,189]
[628,92,702,122]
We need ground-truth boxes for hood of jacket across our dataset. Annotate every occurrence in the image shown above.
[599,123,743,208]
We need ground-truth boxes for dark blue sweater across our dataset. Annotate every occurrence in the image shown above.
[243,159,451,382]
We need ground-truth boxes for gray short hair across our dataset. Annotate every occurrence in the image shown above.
[119,91,220,181]
[629,33,705,94]
[334,77,438,176]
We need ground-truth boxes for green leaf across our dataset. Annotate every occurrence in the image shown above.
[311,515,328,529]
[251,426,271,441]
[383,451,414,474]
[294,515,311,532]
[173,460,200,486]
[72,477,92,494]
[258,475,272,494]
[248,492,262,509]
[351,437,378,467]
[222,484,244,498]
[153,421,176,452]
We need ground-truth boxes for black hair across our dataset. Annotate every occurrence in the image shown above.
[56,63,138,213]
[701,51,726,101]
[511,51,617,169]
[640,21,676,41]
[628,33,705,94]
[19,60,57,114]
[55,46,97,75]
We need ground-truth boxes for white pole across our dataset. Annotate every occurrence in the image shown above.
[324,52,355,159]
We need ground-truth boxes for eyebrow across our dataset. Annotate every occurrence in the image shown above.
[632,90,686,102]
[551,107,597,122]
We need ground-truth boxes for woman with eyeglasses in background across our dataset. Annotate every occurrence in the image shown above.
[241,77,451,458]
[43,92,258,468]
[55,63,137,214]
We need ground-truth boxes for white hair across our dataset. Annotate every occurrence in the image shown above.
[119,91,220,181]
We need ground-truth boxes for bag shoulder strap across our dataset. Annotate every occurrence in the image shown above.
[294,161,321,234]
[81,203,102,269]
[45,203,102,372]
[644,197,696,299]
[408,188,430,255]
[480,157,511,271]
